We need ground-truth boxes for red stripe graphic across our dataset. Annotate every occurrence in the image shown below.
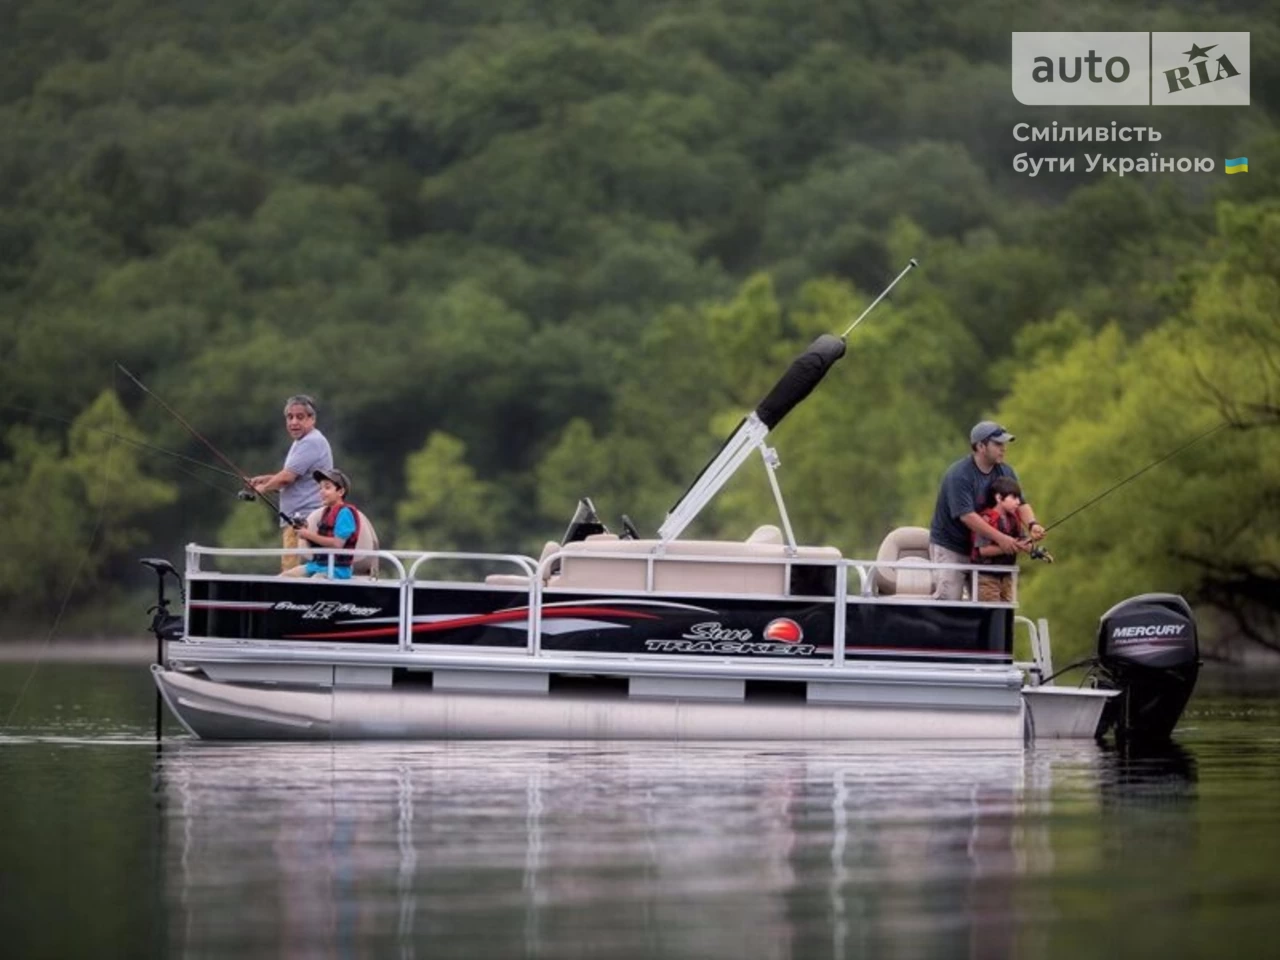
[284,606,658,641]
[846,646,1010,657]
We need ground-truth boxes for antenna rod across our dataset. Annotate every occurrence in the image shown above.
[841,258,919,339]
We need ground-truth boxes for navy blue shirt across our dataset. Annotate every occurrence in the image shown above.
[928,456,1021,555]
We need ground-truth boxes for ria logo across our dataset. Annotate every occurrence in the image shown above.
[1012,32,1249,106]
[1160,39,1241,99]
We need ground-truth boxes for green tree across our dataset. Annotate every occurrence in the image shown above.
[0,391,176,618]
[395,431,505,552]
[1000,200,1280,659]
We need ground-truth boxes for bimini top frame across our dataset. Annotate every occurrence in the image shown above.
[657,336,847,548]
[657,260,919,548]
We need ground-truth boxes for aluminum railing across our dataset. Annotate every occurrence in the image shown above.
[183,543,1020,662]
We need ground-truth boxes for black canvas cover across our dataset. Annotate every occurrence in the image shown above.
[755,334,847,430]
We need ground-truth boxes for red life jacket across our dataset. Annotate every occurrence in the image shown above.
[317,502,361,569]
[972,507,1021,564]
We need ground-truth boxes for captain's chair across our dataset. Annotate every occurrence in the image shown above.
[871,526,934,597]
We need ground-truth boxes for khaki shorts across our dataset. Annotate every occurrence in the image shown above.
[281,525,303,572]
[928,542,970,600]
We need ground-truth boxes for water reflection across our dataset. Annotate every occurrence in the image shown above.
[155,740,1194,959]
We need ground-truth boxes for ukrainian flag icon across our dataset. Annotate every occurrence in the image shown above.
[1225,157,1249,174]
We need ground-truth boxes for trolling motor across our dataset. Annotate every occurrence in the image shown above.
[1094,593,1200,743]
[140,558,185,644]
[140,558,185,743]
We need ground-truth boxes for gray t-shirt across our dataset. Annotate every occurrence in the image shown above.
[928,456,1022,555]
[279,428,333,525]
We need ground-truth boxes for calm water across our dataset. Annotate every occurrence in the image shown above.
[2,661,1278,959]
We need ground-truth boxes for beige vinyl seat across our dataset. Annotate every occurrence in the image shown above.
[871,526,935,597]
[543,526,842,596]
[483,541,560,587]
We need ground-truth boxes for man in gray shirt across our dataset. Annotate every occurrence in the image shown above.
[251,394,334,571]
[927,421,1045,600]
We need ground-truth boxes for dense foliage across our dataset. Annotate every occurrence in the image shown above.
[2,0,1278,656]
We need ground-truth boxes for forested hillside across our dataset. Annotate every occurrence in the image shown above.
[2,0,1278,656]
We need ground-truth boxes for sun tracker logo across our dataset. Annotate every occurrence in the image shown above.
[1012,32,1249,106]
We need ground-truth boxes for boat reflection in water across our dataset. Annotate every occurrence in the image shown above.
[155,739,1197,958]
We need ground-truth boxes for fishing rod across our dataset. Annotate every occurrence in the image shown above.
[116,364,294,526]
[1040,420,1229,535]
[0,401,246,493]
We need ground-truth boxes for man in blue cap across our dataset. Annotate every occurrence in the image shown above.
[928,421,1045,600]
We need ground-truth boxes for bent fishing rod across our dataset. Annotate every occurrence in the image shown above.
[116,364,295,526]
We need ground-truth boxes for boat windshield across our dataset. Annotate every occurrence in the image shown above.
[561,497,608,544]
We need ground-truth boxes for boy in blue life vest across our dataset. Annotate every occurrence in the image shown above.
[286,468,361,579]
[970,476,1029,603]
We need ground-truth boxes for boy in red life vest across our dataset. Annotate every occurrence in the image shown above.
[971,476,1029,603]
[284,467,361,580]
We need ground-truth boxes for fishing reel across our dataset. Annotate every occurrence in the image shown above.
[237,489,257,501]
[1029,544,1054,563]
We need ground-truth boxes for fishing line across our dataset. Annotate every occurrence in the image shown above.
[2,375,121,731]
[116,364,293,525]
[1043,420,1230,533]
[0,401,245,488]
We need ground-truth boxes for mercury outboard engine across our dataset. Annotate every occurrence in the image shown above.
[1095,593,1199,743]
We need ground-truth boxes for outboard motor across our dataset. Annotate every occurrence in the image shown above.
[1095,593,1199,743]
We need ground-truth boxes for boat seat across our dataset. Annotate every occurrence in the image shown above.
[872,526,934,597]
[299,507,381,576]
[484,541,560,587]
[746,524,784,545]
[545,534,842,596]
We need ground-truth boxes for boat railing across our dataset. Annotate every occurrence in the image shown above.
[185,544,409,580]
[1014,615,1054,685]
[181,543,1021,662]
[185,543,1016,602]
[532,547,1016,606]
[852,557,1020,604]
[405,552,539,580]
